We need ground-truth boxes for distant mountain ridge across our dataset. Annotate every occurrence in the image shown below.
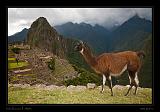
[8,28,28,43]
[54,22,111,54]
[109,14,152,51]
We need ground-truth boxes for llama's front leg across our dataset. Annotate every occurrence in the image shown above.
[108,75,113,96]
[100,74,106,93]
[134,86,138,95]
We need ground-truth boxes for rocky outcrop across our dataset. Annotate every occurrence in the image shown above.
[87,83,96,89]
[9,84,142,92]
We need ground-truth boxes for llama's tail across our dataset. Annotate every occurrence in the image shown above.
[136,51,145,58]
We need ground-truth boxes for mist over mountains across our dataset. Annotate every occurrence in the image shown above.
[9,14,151,53]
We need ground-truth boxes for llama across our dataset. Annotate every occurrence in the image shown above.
[74,41,145,96]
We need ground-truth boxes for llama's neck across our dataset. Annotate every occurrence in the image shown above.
[80,47,97,67]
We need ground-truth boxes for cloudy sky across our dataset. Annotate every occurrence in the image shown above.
[8,8,152,36]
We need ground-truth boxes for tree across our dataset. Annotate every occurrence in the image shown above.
[11,47,21,54]
[47,58,55,71]
[11,47,21,65]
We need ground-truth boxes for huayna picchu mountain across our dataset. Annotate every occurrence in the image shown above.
[27,17,59,52]
[26,17,76,59]
[26,17,89,70]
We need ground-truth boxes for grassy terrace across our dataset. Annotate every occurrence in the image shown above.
[8,58,16,61]
[9,74,36,83]
[8,86,152,104]
[8,61,29,70]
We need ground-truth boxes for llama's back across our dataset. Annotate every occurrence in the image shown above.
[96,51,141,74]
[113,51,142,72]
[96,53,128,74]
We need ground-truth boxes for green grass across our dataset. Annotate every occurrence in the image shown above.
[8,86,152,104]
[8,62,29,69]
[8,58,16,61]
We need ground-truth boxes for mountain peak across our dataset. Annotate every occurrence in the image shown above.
[22,28,28,31]
[79,22,92,28]
[36,17,47,22]
[63,22,74,25]
[94,24,101,27]
[132,13,140,19]
[80,22,90,25]
[127,13,152,25]
[30,17,50,29]
[80,22,87,25]
[27,17,59,50]
[35,17,49,25]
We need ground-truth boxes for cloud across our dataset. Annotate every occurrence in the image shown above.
[8,8,152,36]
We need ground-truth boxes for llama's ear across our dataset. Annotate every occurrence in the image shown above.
[79,40,83,45]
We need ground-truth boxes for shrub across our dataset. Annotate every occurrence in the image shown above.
[64,65,101,86]
[47,58,55,71]
[11,47,21,54]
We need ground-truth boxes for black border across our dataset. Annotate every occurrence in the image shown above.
[1,0,159,111]
[6,6,154,111]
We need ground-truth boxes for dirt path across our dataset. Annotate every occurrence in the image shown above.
[13,69,32,74]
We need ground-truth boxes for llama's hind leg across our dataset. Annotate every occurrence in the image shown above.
[125,85,133,96]
[134,86,138,95]
[134,72,139,95]
[125,71,135,96]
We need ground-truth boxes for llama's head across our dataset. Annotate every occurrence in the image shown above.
[74,40,84,52]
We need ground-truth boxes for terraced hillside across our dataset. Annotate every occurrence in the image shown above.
[8,45,77,85]
[8,47,35,84]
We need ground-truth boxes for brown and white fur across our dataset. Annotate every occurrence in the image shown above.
[74,41,145,96]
